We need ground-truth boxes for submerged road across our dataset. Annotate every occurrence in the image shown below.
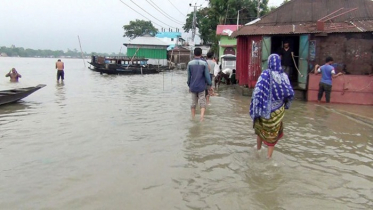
[0,58,372,209]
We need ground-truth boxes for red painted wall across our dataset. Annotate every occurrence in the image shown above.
[236,36,262,87]
[236,36,248,86]
[307,74,373,105]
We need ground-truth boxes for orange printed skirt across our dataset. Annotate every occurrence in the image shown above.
[254,105,285,146]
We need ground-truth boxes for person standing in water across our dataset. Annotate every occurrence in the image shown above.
[56,59,64,82]
[250,54,294,158]
[187,48,212,121]
[314,56,343,103]
[5,68,22,82]
[205,52,216,105]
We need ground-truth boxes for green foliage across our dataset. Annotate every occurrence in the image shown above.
[123,19,158,39]
[281,0,291,5]
[269,6,278,11]
[183,0,270,53]
[0,46,122,58]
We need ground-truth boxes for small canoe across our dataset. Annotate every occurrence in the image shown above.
[0,84,46,106]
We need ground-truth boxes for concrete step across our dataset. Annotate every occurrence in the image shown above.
[235,85,306,101]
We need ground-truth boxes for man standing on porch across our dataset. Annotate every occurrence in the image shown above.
[279,41,294,80]
[187,48,212,121]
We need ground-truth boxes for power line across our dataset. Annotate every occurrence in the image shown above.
[167,0,186,16]
[118,0,164,28]
[146,0,184,25]
[129,0,178,29]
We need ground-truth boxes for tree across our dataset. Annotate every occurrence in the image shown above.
[123,19,158,39]
[183,0,270,51]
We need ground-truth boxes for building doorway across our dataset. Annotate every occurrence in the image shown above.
[271,36,300,84]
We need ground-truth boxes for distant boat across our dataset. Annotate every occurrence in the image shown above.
[88,55,173,75]
[0,84,46,106]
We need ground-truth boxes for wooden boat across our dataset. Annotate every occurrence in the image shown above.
[0,84,46,106]
[88,55,172,75]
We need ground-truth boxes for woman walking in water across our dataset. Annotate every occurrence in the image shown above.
[250,54,294,158]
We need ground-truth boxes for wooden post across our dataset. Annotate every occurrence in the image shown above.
[159,59,163,90]
[169,49,174,69]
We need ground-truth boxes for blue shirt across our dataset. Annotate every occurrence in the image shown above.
[187,58,212,93]
[318,64,335,86]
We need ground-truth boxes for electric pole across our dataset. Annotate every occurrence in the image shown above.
[189,3,202,60]
[257,0,261,18]
[192,5,197,43]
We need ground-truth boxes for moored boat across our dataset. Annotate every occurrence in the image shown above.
[0,84,46,106]
[88,55,172,75]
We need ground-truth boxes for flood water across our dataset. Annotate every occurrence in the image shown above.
[1,58,372,209]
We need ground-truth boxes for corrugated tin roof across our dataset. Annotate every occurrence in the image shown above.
[124,36,169,46]
[216,25,241,35]
[257,0,373,25]
[233,0,373,37]
[168,46,190,52]
[155,32,182,38]
[233,20,373,36]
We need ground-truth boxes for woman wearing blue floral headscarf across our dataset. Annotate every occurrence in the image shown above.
[250,54,294,158]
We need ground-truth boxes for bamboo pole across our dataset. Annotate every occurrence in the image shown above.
[127,47,140,69]
[119,46,123,55]
[77,35,86,67]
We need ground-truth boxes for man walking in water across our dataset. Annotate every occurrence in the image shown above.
[314,56,343,103]
[5,68,22,82]
[56,59,64,82]
[187,48,212,121]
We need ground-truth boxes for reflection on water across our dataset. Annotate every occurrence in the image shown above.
[0,102,31,115]
[55,81,66,107]
[0,58,372,209]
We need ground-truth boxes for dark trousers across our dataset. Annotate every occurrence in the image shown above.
[318,82,332,103]
[57,70,64,81]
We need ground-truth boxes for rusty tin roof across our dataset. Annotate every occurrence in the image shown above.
[233,0,373,37]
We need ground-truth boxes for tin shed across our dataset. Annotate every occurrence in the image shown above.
[233,0,373,104]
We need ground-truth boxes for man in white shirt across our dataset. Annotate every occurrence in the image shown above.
[222,68,233,78]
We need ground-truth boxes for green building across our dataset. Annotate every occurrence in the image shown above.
[216,25,240,60]
[124,36,169,65]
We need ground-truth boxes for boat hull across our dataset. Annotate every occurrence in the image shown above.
[87,56,173,75]
[89,66,160,75]
[0,84,46,106]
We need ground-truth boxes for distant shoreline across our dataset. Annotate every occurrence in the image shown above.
[0,56,91,59]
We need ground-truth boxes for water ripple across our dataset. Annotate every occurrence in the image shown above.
[0,58,372,209]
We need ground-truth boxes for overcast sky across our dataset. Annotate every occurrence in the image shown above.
[0,0,283,53]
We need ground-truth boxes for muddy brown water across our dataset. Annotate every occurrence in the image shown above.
[0,58,372,209]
